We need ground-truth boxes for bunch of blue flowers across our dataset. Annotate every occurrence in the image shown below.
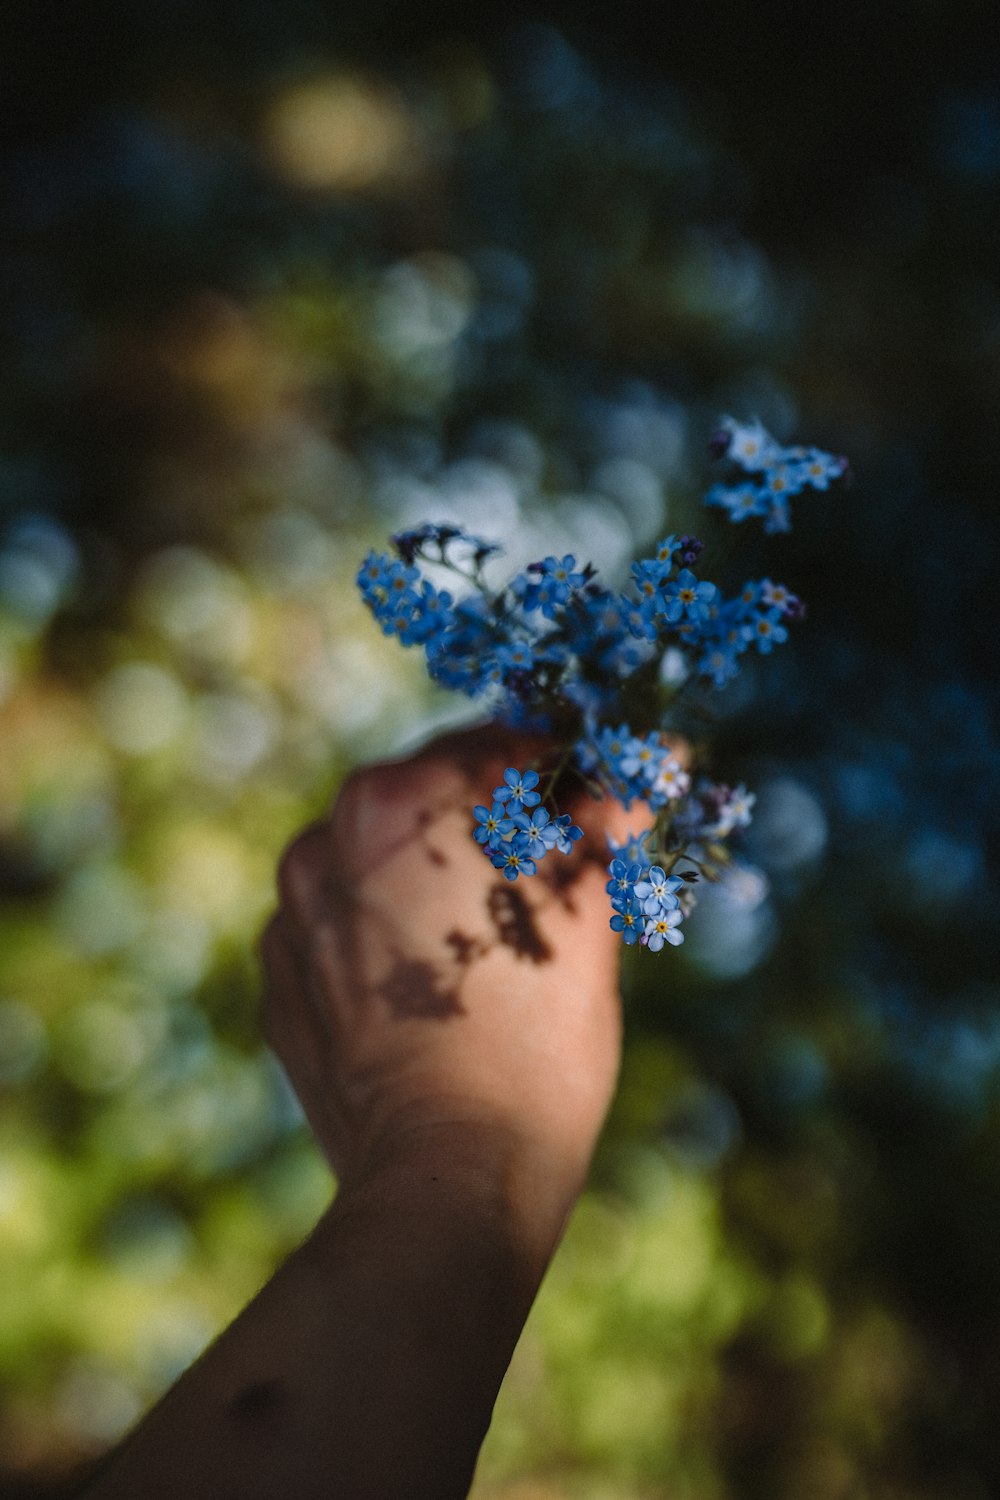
[705,415,849,534]
[473,768,584,882]
[357,419,847,951]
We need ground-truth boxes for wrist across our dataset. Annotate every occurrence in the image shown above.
[331,1112,589,1292]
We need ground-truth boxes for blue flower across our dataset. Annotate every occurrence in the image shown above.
[417,579,456,628]
[518,554,587,619]
[509,806,553,860]
[631,558,671,601]
[748,609,789,654]
[357,550,393,601]
[606,858,642,900]
[650,534,681,569]
[493,766,541,810]
[493,641,538,676]
[357,414,843,947]
[796,447,849,490]
[425,643,492,695]
[610,897,644,945]
[764,463,808,502]
[719,417,782,472]
[491,843,537,880]
[648,757,690,804]
[644,909,684,950]
[394,580,456,646]
[382,558,421,601]
[660,569,719,626]
[734,580,763,611]
[607,831,651,865]
[624,599,661,643]
[582,724,690,813]
[633,866,682,915]
[473,801,515,851]
[357,553,424,637]
[618,731,660,780]
[703,784,756,838]
[547,814,584,854]
[759,579,799,614]
[423,596,497,696]
[698,641,742,687]
[708,422,847,536]
[704,481,768,522]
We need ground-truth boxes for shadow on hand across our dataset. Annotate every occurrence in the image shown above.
[376,875,555,1022]
[486,884,553,964]
[378,957,465,1019]
[369,751,602,1022]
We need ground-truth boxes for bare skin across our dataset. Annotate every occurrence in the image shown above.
[80,725,650,1500]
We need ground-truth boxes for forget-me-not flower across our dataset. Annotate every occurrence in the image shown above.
[494,767,541,811]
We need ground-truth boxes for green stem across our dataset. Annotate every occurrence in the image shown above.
[428,553,494,600]
[537,743,579,810]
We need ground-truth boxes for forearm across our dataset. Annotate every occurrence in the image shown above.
[81,1124,578,1500]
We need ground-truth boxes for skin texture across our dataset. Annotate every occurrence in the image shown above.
[79,725,653,1500]
[264,724,644,1198]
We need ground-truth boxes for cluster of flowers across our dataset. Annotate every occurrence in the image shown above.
[357,419,847,951]
[705,415,850,535]
[357,533,803,699]
[607,854,684,950]
[474,766,583,881]
[576,725,691,811]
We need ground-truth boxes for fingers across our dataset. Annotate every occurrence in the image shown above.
[260,914,328,1090]
[260,912,351,1173]
[327,722,690,868]
[271,825,363,1045]
[327,751,521,889]
[322,723,672,900]
[402,720,552,782]
[276,820,343,934]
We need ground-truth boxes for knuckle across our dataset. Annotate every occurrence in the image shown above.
[329,764,396,848]
[275,841,304,906]
[332,764,378,819]
[258,921,296,1054]
[276,822,330,908]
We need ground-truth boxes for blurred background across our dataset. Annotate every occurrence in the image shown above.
[1,2,999,1496]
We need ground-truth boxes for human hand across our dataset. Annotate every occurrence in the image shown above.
[261,724,651,1224]
[90,730,657,1500]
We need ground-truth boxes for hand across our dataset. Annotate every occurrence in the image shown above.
[261,724,649,1213]
[86,727,658,1500]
